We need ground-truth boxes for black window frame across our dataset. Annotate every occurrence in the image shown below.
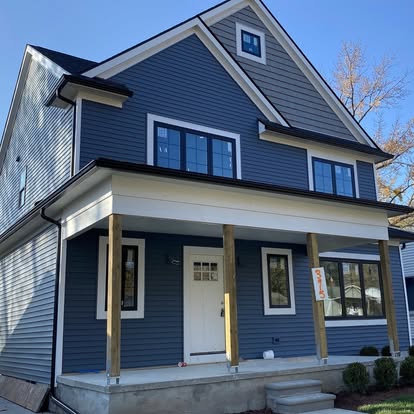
[18,166,27,208]
[241,29,262,58]
[267,253,291,309]
[312,157,356,197]
[105,244,139,312]
[321,258,385,320]
[154,122,237,179]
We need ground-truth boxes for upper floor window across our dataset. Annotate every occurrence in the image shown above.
[313,158,355,197]
[18,167,27,207]
[236,23,266,64]
[321,258,384,320]
[154,122,236,179]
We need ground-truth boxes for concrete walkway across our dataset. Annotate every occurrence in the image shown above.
[0,398,51,414]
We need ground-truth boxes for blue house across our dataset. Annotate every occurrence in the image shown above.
[401,240,414,344]
[0,0,413,412]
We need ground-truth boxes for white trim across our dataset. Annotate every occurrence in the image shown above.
[183,246,226,364]
[261,247,295,315]
[54,236,67,384]
[326,319,387,328]
[82,19,287,125]
[147,113,242,179]
[307,149,360,198]
[236,22,266,64]
[73,98,82,175]
[400,245,412,346]
[96,236,145,319]
[202,0,249,25]
[319,252,380,261]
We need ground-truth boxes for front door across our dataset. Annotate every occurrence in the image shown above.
[183,246,226,364]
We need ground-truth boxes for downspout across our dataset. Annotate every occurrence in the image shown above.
[40,207,80,414]
[56,88,77,176]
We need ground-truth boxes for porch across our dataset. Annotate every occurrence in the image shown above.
[55,356,378,414]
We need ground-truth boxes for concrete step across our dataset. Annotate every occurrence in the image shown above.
[302,410,360,414]
[267,392,335,414]
[265,379,322,397]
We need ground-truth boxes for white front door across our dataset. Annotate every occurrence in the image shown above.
[184,246,226,364]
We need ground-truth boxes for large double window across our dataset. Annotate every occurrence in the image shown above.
[313,158,355,197]
[321,259,384,319]
[154,122,236,179]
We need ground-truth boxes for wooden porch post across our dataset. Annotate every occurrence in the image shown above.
[306,233,328,361]
[223,224,239,371]
[379,239,400,355]
[106,214,122,384]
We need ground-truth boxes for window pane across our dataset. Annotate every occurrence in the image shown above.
[314,160,333,193]
[185,133,207,174]
[321,261,342,317]
[122,246,138,310]
[241,30,261,57]
[343,262,363,316]
[335,165,354,197]
[212,139,234,178]
[363,263,383,316]
[268,255,289,307]
[156,126,181,170]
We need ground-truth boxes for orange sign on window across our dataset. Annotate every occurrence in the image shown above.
[311,267,328,301]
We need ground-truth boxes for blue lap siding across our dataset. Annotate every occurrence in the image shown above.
[79,35,309,190]
[62,231,410,373]
[357,161,377,200]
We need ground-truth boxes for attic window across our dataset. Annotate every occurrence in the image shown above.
[236,22,266,64]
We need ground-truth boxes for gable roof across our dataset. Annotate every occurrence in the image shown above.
[30,45,97,74]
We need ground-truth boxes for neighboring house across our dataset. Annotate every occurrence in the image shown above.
[0,0,413,395]
[401,240,414,344]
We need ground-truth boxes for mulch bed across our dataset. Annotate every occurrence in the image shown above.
[335,385,414,411]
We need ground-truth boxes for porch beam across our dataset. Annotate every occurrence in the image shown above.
[306,233,328,361]
[378,239,400,355]
[223,224,239,370]
[106,214,122,383]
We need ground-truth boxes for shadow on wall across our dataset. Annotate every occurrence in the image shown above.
[0,226,57,384]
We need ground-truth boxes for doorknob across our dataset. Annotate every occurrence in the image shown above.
[221,308,225,317]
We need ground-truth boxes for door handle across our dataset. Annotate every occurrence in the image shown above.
[221,308,225,317]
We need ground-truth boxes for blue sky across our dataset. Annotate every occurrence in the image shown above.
[1,0,413,138]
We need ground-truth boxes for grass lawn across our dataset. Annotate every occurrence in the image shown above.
[358,395,414,413]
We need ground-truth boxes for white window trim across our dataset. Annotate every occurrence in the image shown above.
[236,22,266,65]
[261,247,295,315]
[147,113,242,179]
[96,236,145,320]
[326,319,387,328]
[319,252,380,261]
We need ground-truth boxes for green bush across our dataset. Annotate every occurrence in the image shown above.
[400,356,414,386]
[409,346,414,357]
[374,357,397,390]
[381,345,391,356]
[360,346,379,356]
[342,362,370,393]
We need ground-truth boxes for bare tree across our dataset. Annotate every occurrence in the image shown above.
[332,42,414,227]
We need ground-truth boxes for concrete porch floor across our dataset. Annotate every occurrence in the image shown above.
[55,356,378,414]
[58,355,377,390]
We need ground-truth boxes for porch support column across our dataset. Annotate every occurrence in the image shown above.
[106,214,122,384]
[379,239,400,355]
[306,233,328,362]
[223,224,239,371]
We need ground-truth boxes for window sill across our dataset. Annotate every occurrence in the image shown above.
[96,309,144,320]
[264,308,296,316]
[325,319,387,327]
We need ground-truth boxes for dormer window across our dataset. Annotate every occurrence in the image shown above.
[312,158,355,197]
[236,23,266,64]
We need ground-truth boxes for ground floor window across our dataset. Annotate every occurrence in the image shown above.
[96,237,145,319]
[321,258,384,319]
[261,247,295,315]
